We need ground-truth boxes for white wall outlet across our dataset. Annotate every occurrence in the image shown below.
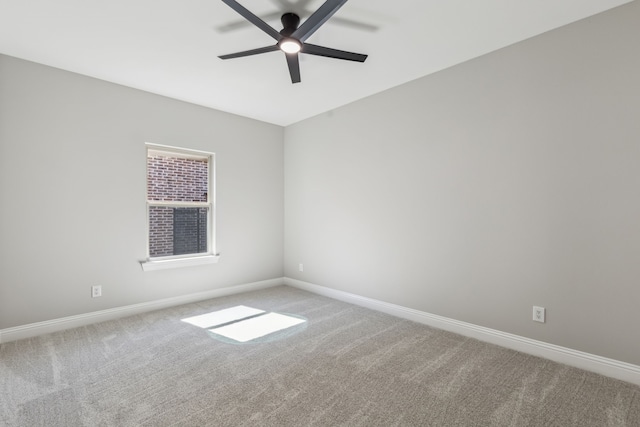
[533,306,545,323]
[298,263,304,272]
[92,285,102,298]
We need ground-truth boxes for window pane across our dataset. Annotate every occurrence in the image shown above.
[147,154,208,202]
[149,206,208,257]
[173,207,208,255]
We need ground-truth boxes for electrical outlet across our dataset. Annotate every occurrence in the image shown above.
[92,285,102,298]
[299,263,304,272]
[533,306,545,323]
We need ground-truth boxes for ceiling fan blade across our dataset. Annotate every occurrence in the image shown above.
[291,0,349,42]
[221,0,282,41]
[285,53,301,84]
[302,43,367,62]
[219,45,279,60]
[216,11,283,33]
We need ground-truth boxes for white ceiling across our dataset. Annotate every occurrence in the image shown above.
[0,0,632,126]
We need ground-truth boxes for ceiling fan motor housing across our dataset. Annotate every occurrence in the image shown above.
[280,13,300,36]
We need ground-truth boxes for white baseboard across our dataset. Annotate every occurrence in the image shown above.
[284,277,640,386]
[0,278,284,344]
[4,276,639,386]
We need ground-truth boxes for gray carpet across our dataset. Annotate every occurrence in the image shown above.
[1,286,638,426]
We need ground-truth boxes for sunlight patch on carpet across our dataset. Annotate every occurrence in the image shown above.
[209,312,306,343]
[181,305,265,328]
[182,305,308,343]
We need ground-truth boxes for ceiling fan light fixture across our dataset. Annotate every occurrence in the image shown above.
[279,38,301,54]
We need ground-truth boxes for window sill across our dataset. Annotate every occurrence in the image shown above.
[140,254,220,271]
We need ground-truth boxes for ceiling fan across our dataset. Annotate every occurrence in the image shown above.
[218,0,368,84]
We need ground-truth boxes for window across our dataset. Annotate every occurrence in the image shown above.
[142,143,218,270]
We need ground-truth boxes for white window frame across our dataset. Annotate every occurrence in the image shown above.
[140,143,219,271]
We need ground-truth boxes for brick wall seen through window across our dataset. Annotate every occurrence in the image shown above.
[147,151,210,258]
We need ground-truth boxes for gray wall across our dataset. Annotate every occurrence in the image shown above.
[284,1,640,365]
[0,55,284,329]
